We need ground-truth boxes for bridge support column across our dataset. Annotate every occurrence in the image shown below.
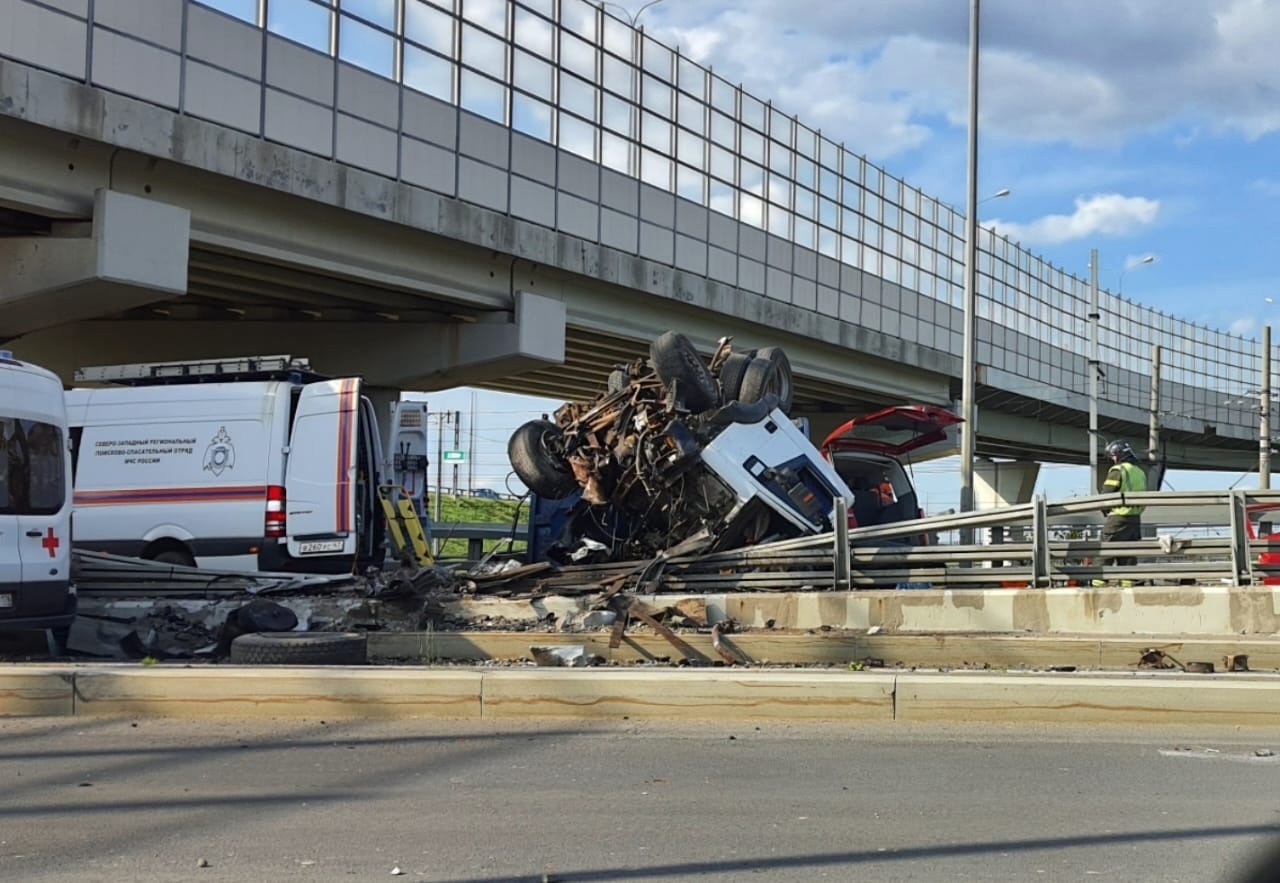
[975,459,1041,547]
[0,190,188,340]
[975,459,1040,507]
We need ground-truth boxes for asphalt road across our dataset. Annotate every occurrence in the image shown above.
[1,717,1278,882]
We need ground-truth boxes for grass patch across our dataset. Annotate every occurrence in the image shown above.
[425,494,528,559]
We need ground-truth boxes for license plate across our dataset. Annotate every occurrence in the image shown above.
[0,594,12,609]
[298,540,345,554]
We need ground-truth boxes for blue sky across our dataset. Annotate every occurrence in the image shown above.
[412,0,1280,507]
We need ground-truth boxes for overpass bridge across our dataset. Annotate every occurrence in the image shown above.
[0,0,1271,486]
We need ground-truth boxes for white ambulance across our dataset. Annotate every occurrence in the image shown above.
[0,351,76,636]
[65,356,429,574]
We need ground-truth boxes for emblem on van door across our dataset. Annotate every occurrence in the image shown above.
[203,427,236,476]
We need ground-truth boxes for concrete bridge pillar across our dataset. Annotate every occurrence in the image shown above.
[975,459,1041,508]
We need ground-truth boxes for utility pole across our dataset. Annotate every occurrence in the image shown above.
[451,409,461,495]
[433,410,449,533]
[1149,343,1161,485]
[468,390,477,493]
[958,0,980,544]
[1262,325,1272,489]
[1088,248,1101,495]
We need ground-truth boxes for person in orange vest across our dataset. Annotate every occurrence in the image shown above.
[877,475,895,507]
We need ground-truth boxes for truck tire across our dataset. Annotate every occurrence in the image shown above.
[649,331,720,412]
[717,351,753,403]
[508,419,578,499]
[737,357,786,413]
[754,347,794,413]
[229,632,367,665]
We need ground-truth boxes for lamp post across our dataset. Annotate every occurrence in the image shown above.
[958,0,981,542]
[1118,255,1155,294]
[598,0,668,27]
[1263,323,1272,489]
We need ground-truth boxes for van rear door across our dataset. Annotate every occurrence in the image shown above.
[16,421,72,594]
[284,379,361,560]
[0,457,19,611]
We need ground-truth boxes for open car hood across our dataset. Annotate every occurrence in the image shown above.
[820,404,964,459]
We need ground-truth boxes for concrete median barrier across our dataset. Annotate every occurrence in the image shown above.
[478,669,897,722]
[3,665,1280,726]
[70,667,485,719]
[895,671,1280,726]
[0,667,74,716]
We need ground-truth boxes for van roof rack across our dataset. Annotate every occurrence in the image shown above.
[74,355,329,386]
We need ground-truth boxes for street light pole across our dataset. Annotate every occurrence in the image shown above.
[1262,323,1272,489]
[1088,248,1101,494]
[598,0,667,27]
[1118,255,1155,294]
[958,0,981,541]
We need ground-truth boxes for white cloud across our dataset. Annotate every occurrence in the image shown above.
[985,194,1161,245]
[646,0,1280,157]
[1253,179,1280,197]
[1230,317,1257,336]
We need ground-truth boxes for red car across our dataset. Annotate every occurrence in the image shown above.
[820,404,964,542]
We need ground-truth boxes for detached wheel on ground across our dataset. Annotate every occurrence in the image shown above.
[649,331,720,411]
[230,632,368,665]
[508,419,578,499]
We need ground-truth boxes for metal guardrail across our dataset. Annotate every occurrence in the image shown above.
[432,522,527,560]
[70,492,1280,597]
[795,489,1280,590]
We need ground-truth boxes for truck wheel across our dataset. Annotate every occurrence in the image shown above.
[508,420,578,499]
[737,357,785,412]
[649,331,720,412]
[717,351,753,403]
[229,632,367,665]
[151,548,196,568]
[754,347,794,413]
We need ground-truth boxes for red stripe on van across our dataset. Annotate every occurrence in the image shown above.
[334,380,357,534]
[75,485,269,505]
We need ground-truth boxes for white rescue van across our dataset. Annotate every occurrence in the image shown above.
[0,351,76,635]
[65,356,429,574]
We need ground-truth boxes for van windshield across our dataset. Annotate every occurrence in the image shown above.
[0,416,66,515]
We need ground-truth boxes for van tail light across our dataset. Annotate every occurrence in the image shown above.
[265,485,287,537]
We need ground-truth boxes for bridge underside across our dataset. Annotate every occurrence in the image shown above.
[0,98,1260,474]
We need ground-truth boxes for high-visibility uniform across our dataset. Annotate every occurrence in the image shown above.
[1100,459,1147,572]
[1103,460,1147,513]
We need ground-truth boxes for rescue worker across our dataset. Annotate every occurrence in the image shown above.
[877,475,895,507]
[1094,439,1147,585]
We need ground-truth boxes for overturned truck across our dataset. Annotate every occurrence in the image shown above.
[507,332,855,563]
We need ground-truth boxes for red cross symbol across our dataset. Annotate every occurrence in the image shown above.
[41,528,60,558]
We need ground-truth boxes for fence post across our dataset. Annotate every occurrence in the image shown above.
[1031,494,1050,588]
[1229,489,1251,586]
[833,497,851,591]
